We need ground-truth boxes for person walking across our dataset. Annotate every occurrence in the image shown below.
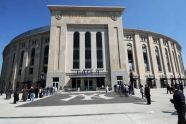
[140,85,144,99]
[22,87,28,101]
[170,87,185,124]
[29,86,35,102]
[179,83,184,93]
[105,85,109,95]
[39,87,43,98]
[13,90,19,104]
[124,84,129,97]
[144,84,151,105]
[167,83,171,94]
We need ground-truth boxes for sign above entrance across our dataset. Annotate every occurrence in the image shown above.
[66,69,107,78]
[73,69,103,75]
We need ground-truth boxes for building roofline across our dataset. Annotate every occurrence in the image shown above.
[48,5,125,13]
[124,28,182,50]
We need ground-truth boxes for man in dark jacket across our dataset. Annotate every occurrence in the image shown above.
[145,84,151,105]
[170,88,185,124]
[13,90,19,104]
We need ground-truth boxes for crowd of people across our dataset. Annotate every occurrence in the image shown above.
[167,82,184,94]
[5,86,60,104]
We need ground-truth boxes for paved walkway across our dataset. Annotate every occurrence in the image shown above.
[0,88,185,124]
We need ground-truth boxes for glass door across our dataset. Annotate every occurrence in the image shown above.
[84,79,93,91]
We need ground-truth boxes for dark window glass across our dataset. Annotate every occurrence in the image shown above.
[73,32,80,69]
[53,77,59,82]
[29,68,33,75]
[96,77,105,87]
[43,46,49,65]
[85,51,91,59]
[172,51,178,72]
[97,61,103,68]
[142,45,150,71]
[19,51,24,67]
[127,43,134,71]
[73,50,79,60]
[10,53,15,76]
[155,47,162,71]
[96,32,103,68]
[165,48,171,72]
[18,69,22,75]
[43,66,48,73]
[85,32,91,68]
[30,48,35,66]
[97,51,103,60]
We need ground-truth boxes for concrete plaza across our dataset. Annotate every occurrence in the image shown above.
[0,88,185,124]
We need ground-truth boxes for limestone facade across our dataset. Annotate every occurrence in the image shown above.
[0,6,185,91]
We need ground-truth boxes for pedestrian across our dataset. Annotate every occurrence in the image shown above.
[39,87,43,98]
[22,87,28,101]
[29,86,35,102]
[144,84,151,105]
[50,86,53,95]
[179,83,184,93]
[140,85,144,99]
[124,84,129,97]
[105,85,109,95]
[167,83,171,94]
[13,90,19,104]
[34,86,39,98]
[170,87,185,124]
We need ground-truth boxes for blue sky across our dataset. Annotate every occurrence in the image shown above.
[0,0,186,74]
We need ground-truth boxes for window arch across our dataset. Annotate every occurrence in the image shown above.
[43,46,49,65]
[172,51,178,72]
[19,50,24,75]
[165,48,171,72]
[30,48,35,66]
[10,53,15,77]
[142,44,150,71]
[127,43,134,71]
[85,32,91,68]
[73,32,80,69]
[43,45,49,73]
[19,50,24,67]
[96,32,103,68]
[155,46,162,71]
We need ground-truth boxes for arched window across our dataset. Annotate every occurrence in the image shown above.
[19,50,24,75]
[30,48,35,66]
[19,50,24,67]
[96,32,103,68]
[165,48,171,72]
[73,32,80,69]
[142,44,150,71]
[85,32,91,68]
[155,46,162,71]
[10,53,15,77]
[127,43,134,71]
[43,46,49,65]
[172,51,178,72]
[43,45,49,73]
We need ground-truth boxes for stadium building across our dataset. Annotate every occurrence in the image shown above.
[0,5,185,91]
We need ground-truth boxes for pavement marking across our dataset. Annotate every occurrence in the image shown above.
[60,93,114,101]
[61,95,78,101]
[99,94,114,100]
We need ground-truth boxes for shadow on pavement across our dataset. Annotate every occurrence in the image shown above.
[0,111,143,119]
[162,111,177,115]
